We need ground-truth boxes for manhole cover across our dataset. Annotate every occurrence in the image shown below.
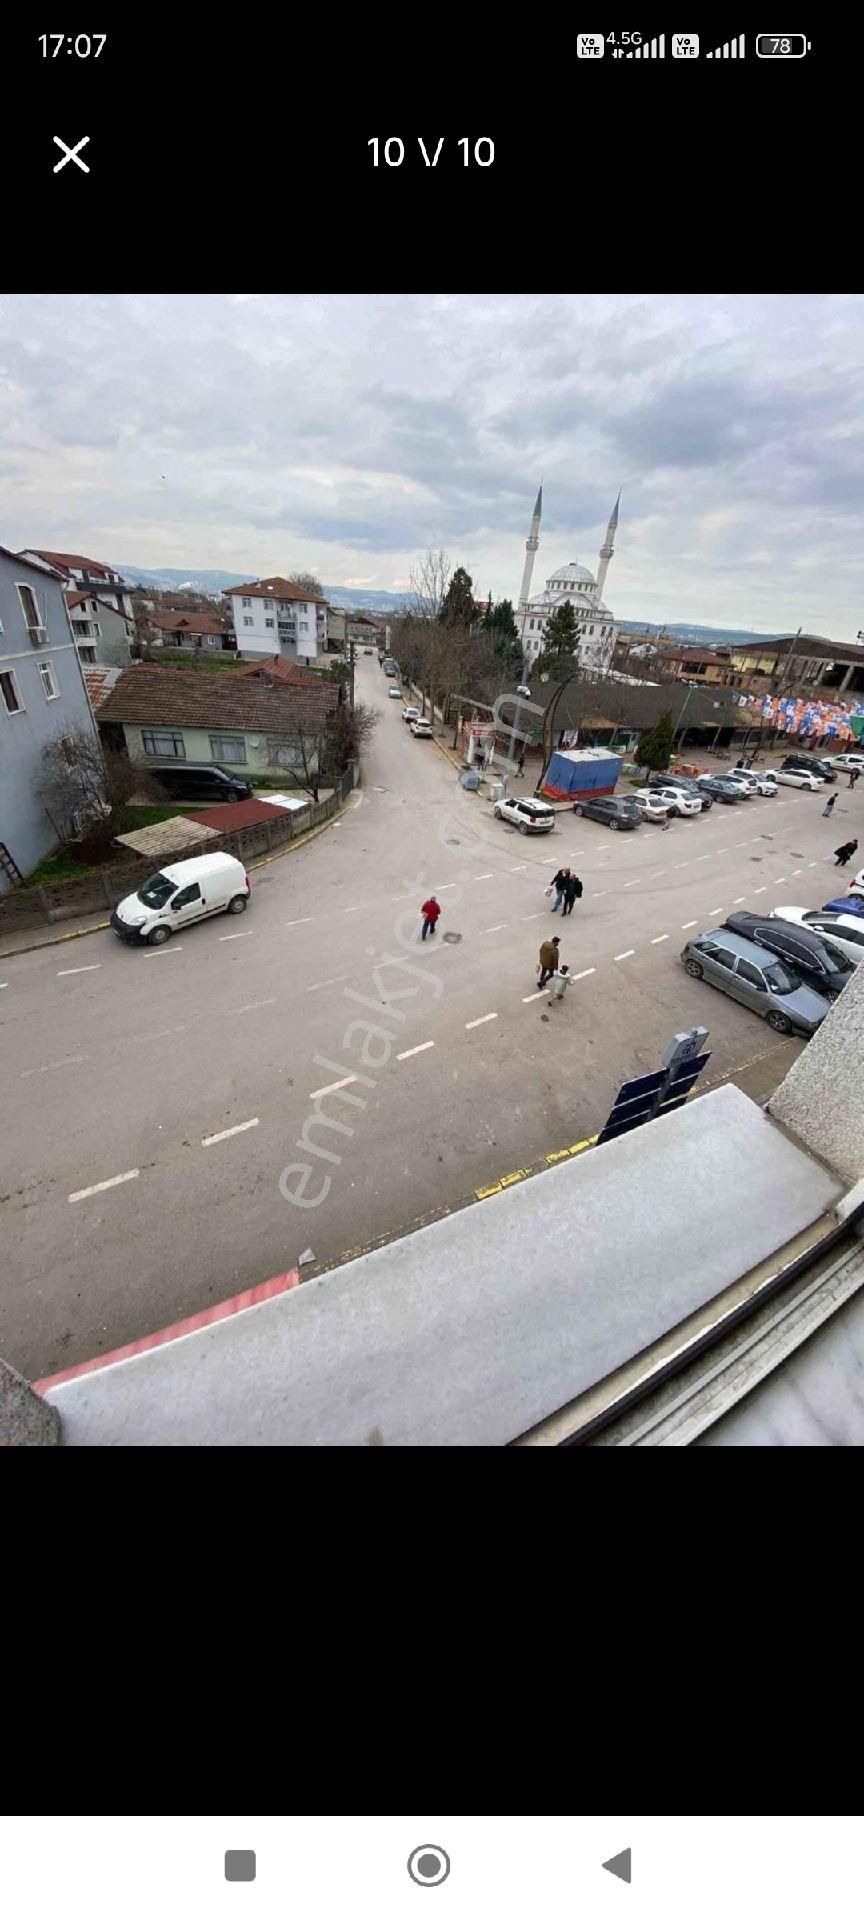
[445,838,462,846]
[442,931,462,944]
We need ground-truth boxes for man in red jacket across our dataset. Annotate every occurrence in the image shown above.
[421,895,442,940]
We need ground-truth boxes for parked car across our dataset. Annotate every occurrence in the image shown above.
[746,771,778,797]
[680,929,829,1035]
[641,784,702,818]
[410,718,434,738]
[714,771,755,798]
[363,647,374,655]
[775,768,825,790]
[388,685,402,699]
[849,868,864,892]
[694,775,742,805]
[824,751,864,772]
[823,895,864,918]
[572,794,640,830]
[723,910,855,999]
[493,795,556,835]
[629,791,671,824]
[402,705,421,725]
[648,773,712,809]
[111,853,250,947]
[781,753,836,782]
[144,762,253,804]
[772,906,864,968]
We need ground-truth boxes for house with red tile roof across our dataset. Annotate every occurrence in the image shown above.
[223,576,329,665]
[146,607,236,653]
[96,663,340,787]
[19,550,134,621]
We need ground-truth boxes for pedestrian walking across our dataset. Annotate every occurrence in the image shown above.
[834,839,858,868]
[561,872,583,917]
[546,866,571,912]
[849,769,860,789]
[516,748,526,778]
[420,895,441,940]
[823,793,837,818]
[537,935,560,988]
[549,963,571,1002]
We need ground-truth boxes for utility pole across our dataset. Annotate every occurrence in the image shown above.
[348,637,355,710]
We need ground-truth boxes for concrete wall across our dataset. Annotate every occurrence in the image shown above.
[0,555,100,886]
[70,597,134,668]
[769,961,864,1184]
[123,723,319,776]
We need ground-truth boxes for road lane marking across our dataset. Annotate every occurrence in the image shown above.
[473,872,495,880]
[708,907,724,916]
[0,983,8,990]
[734,840,750,847]
[808,861,818,867]
[438,883,457,890]
[696,854,712,862]
[131,1025,188,1042]
[522,990,547,1002]
[673,862,689,869]
[733,896,747,904]
[397,1041,435,1060]
[309,1076,357,1099]
[593,890,607,898]
[681,920,698,929]
[754,886,767,894]
[481,923,508,933]
[615,949,635,960]
[792,869,803,876]
[57,963,101,976]
[306,975,349,992]
[774,878,787,885]
[285,918,313,927]
[509,864,528,872]
[572,966,597,979]
[650,935,669,945]
[623,878,640,888]
[715,848,729,854]
[219,930,254,941]
[344,904,364,913]
[202,1117,260,1147]
[466,1012,498,1029]
[541,855,559,864]
[650,869,667,878]
[231,998,278,1015]
[21,1055,85,1077]
[520,912,544,921]
[391,894,413,902]
[69,1168,139,1203]
[144,945,184,956]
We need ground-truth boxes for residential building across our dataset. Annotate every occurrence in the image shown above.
[19,550,134,621]
[327,608,389,651]
[0,545,100,888]
[65,590,135,667]
[724,633,864,699]
[654,647,733,685]
[145,608,236,652]
[223,576,329,663]
[96,663,340,782]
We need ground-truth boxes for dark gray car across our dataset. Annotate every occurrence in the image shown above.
[680,928,829,1035]
[572,794,640,830]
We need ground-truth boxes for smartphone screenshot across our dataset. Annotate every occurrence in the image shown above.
[2,25,863,1447]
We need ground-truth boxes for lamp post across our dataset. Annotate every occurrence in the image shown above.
[537,669,581,793]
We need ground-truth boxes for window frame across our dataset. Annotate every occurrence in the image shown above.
[16,580,44,634]
[141,728,187,760]
[1,668,25,714]
[209,733,247,766]
[38,660,60,701]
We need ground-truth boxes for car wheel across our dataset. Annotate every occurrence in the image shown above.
[519,822,529,834]
[573,804,584,816]
[494,806,503,819]
[227,894,248,914]
[147,924,171,946]
[685,959,703,979]
[609,818,619,830]
[767,1010,793,1033]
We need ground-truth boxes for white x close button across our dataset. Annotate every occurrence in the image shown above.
[53,135,90,174]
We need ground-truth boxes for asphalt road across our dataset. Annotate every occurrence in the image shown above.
[1,654,858,1380]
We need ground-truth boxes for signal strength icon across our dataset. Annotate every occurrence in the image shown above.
[617,33,666,56]
[706,33,746,56]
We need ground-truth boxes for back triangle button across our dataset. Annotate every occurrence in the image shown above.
[602,1850,631,1885]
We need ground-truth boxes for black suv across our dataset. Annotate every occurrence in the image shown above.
[780,752,837,783]
[146,763,253,803]
[723,912,853,998]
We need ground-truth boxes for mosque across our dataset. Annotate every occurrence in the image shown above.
[517,485,620,674]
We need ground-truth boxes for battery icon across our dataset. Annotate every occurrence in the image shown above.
[756,33,811,55]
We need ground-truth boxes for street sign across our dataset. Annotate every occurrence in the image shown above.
[598,1030,711,1145]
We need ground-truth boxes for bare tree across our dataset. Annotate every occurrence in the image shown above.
[289,571,324,598]
[327,700,379,767]
[39,727,160,854]
[408,549,451,625]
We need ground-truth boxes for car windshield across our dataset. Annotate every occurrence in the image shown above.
[137,873,176,909]
[763,960,796,994]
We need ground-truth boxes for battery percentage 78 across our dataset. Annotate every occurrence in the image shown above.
[756,34,811,56]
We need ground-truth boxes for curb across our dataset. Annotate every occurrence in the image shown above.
[0,788,359,962]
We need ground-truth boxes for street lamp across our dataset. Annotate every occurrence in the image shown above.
[537,669,581,792]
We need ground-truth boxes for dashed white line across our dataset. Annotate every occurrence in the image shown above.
[231,998,278,1015]
[144,945,184,957]
[306,975,349,993]
[391,894,413,902]
[650,869,667,878]
[541,855,559,864]
[219,930,254,941]
[0,982,8,990]
[344,904,364,913]
[474,872,495,881]
[131,1025,188,1042]
[615,949,636,961]
[733,896,747,904]
[715,848,730,855]
[438,883,457,890]
[808,861,818,868]
[69,1168,139,1204]
[774,877,787,885]
[754,886,767,894]
[285,918,313,927]
[481,923,508,934]
[509,864,528,872]
[624,879,640,889]
[681,920,698,930]
[465,1012,498,1029]
[397,1040,435,1061]
[734,840,750,847]
[21,1055,85,1078]
[520,912,545,921]
[708,907,724,917]
[202,1117,260,1147]
[696,854,712,862]
[673,862,689,870]
[571,966,597,979]
[57,963,101,977]
[522,990,547,1003]
[309,1076,357,1100]
[792,869,803,877]
[650,935,669,945]
[593,891,607,898]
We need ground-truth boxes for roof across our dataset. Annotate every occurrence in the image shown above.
[661,647,729,666]
[113,819,220,858]
[547,561,595,585]
[147,608,231,635]
[234,656,322,687]
[180,798,297,833]
[24,550,122,581]
[96,664,339,733]
[0,543,65,580]
[82,665,124,710]
[66,589,132,620]
[731,634,864,665]
[224,576,327,606]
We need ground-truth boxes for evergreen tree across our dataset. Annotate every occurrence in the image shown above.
[440,565,475,628]
[485,598,522,674]
[637,709,676,775]
[534,602,579,676]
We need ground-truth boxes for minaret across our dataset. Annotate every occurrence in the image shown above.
[517,483,543,621]
[595,489,620,605]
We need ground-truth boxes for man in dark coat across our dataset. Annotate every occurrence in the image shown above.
[549,867,571,912]
[561,872,583,918]
[834,839,858,867]
[537,936,560,988]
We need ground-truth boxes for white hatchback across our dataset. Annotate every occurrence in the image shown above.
[775,768,825,790]
[640,784,702,817]
[402,706,421,724]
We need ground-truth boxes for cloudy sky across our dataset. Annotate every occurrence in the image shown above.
[1,292,862,635]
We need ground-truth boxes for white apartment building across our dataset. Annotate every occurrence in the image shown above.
[224,576,328,663]
[19,550,135,621]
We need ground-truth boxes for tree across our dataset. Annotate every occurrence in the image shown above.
[637,709,676,776]
[534,602,580,677]
[327,700,379,768]
[39,726,161,858]
[440,565,475,628]
[483,597,523,677]
[289,571,324,598]
[409,549,451,624]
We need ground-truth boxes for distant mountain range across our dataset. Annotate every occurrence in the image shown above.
[114,564,410,614]
[619,620,789,648]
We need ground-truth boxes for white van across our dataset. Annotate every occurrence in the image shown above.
[111,852,250,946]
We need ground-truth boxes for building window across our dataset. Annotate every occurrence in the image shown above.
[17,581,43,634]
[264,600,274,610]
[242,597,252,609]
[79,646,97,664]
[265,618,275,629]
[38,661,59,700]
[1,669,24,714]
[243,616,254,628]
[142,729,186,759]
[209,734,247,765]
